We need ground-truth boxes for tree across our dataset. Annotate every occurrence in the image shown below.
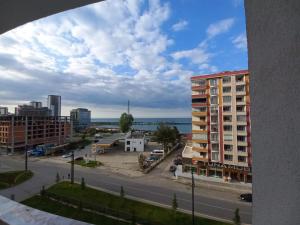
[119,113,134,133]
[56,172,60,183]
[120,185,125,198]
[138,153,146,169]
[172,193,178,212]
[81,177,86,190]
[154,123,177,153]
[233,208,241,225]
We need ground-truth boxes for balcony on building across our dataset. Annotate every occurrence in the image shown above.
[182,145,208,162]
[222,76,232,86]
[236,85,246,95]
[236,95,246,105]
[191,79,207,91]
[235,75,245,84]
[192,106,207,116]
[223,115,232,123]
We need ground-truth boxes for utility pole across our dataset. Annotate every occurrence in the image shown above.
[191,167,195,225]
[25,145,28,171]
[71,150,74,184]
[25,116,28,171]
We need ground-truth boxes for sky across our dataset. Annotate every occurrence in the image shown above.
[0,0,247,118]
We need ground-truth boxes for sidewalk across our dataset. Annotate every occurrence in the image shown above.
[174,171,252,193]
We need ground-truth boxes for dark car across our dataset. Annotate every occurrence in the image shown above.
[240,193,252,202]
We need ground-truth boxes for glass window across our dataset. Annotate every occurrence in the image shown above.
[210,87,218,95]
[238,146,247,152]
[223,106,231,112]
[211,133,218,142]
[211,115,218,123]
[237,125,246,131]
[223,115,232,122]
[236,105,245,112]
[223,96,231,103]
[223,86,231,93]
[210,106,218,114]
[236,96,244,102]
[237,135,246,142]
[211,124,218,132]
[210,79,217,86]
[237,115,246,122]
[222,76,231,83]
[211,144,219,151]
[224,134,233,141]
[224,154,233,161]
[224,144,233,151]
[238,156,247,162]
[210,96,218,104]
[199,116,206,122]
[212,152,219,161]
[236,75,244,82]
[236,85,245,92]
[224,125,232,131]
[193,133,207,140]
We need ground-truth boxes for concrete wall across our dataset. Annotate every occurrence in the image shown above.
[245,0,300,224]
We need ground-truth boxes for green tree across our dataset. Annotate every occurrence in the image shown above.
[119,113,134,133]
[81,177,86,190]
[154,123,177,153]
[56,172,60,183]
[233,208,241,225]
[172,193,178,212]
[138,153,146,169]
[120,185,125,198]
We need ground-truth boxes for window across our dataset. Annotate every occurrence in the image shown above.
[200,143,207,148]
[224,134,233,141]
[237,125,246,131]
[224,144,233,151]
[238,146,246,152]
[237,115,247,122]
[211,124,218,132]
[223,96,231,103]
[199,116,206,122]
[198,90,206,95]
[236,105,245,112]
[192,98,206,104]
[210,106,218,114]
[236,75,244,82]
[193,133,207,140]
[236,85,245,92]
[212,152,219,161]
[192,79,206,87]
[224,125,232,131]
[222,76,231,83]
[236,96,244,102]
[223,106,231,112]
[211,133,218,142]
[211,115,218,123]
[210,87,218,95]
[211,144,219,151]
[237,135,246,142]
[223,86,231,93]
[238,156,247,162]
[127,141,130,145]
[199,125,206,130]
[210,96,218,104]
[210,79,217,86]
[224,154,233,161]
[223,115,232,122]
[192,106,206,112]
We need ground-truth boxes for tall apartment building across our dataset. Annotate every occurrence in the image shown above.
[0,115,71,153]
[0,107,8,115]
[182,70,251,183]
[47,95,61,117]
[70,108,91,132]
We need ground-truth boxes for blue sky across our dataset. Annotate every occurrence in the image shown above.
[0,0,247,118]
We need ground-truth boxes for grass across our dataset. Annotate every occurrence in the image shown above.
[23,182,230,225]
[0,170,33,190]
[74,160,103,168]
[22,196,128,225]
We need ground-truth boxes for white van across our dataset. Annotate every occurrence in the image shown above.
[151,149,164,155]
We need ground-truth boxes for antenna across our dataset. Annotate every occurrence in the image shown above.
[127,100,130,114]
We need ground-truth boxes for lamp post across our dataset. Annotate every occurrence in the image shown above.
[191,167,195,225]
[71,150,74,184]
[25,145,28,171]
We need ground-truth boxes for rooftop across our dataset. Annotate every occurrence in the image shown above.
[191,69,249,80]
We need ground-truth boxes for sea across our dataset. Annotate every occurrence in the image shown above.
[91,118,192,134]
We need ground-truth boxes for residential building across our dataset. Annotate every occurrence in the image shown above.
[125,131,145,152]
[0,115,71,153]
[15,101,51,117]
[47,95,61,117]
[70,108,91,132]
[182,70,251,183]
[0,107,8,115]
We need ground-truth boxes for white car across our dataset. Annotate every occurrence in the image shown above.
[62,153,72,158]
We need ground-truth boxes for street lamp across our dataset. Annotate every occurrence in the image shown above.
[191,166,196,225]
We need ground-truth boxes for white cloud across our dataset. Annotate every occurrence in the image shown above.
[172,20,188,31]
[232,33,247,51]
[232,0,243,7]
[206,18,235,39]
[172,47,211,65]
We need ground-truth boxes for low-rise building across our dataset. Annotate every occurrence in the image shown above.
[70,108,91,132]
[125,131,145,152]
[0,107,8,115]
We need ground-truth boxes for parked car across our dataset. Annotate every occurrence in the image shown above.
[62,153,72,158]
[240,193,252,202]
[169,165,177,173]
[75,156,84,161]
[146,157,155,163]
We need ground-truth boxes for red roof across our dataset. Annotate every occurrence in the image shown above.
[191,69,249,80]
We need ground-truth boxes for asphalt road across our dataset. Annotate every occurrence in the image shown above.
[0,155,252,224]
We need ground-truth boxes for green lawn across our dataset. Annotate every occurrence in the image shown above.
[0,170,33,190]
[22,196,128,225]
[23,182,230,225]
[74,160,103,168]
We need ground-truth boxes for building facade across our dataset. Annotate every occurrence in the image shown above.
[183,70,251,183]
[0,107,8,115]
[47,95,61,117]
[0,115,71,153]
[125,131,145,152]
[70,108,91,132]
[15,102,51,117]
